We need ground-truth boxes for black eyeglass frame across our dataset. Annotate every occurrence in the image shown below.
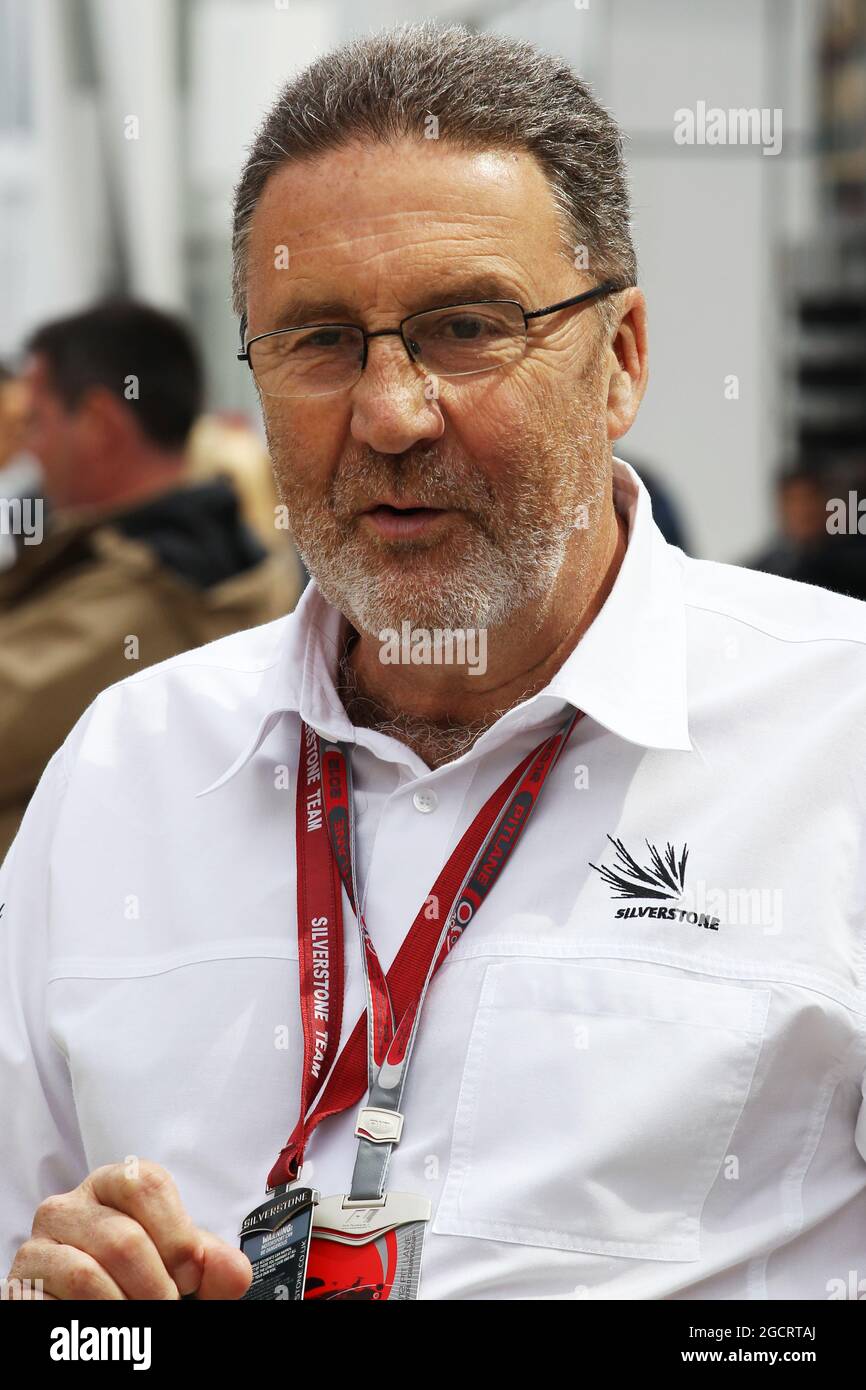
[236,279,624,389]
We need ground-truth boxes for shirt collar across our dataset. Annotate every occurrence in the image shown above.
[538,456,692,752]
[197,455,691,797]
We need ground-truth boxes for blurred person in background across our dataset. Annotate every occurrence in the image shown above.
[0,300,301,860]
[746,456,866,602]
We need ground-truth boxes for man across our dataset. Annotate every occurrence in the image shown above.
[747,457,866,603]
[0,301,301,858]
[3,23,866,1302]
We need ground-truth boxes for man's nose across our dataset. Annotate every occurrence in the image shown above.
[349,335,444,454]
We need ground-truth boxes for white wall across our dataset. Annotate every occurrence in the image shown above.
[0,0,110,358]
[186,0,340,413]
[486,0,822,561]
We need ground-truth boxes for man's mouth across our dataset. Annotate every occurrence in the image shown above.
[359,500,454,540]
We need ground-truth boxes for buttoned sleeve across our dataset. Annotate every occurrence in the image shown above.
[0,745,89,1277]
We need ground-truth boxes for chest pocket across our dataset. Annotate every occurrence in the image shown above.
[433,959,770,1261]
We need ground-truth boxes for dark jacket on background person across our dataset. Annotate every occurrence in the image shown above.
[746,533,866,604]
[0,476,301,859]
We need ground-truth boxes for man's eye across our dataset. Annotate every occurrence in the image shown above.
[449,316,482,339]
[293,328,346,351]
[434,314,505,342]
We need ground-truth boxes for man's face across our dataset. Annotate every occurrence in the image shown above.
[20,355,81,506]
[245,138,619,633]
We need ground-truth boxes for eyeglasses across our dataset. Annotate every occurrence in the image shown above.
[237,280,623,399]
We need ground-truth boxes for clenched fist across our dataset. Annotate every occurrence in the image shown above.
[6,1161,252,1300]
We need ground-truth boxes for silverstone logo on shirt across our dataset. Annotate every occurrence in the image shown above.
[589,834,720,931]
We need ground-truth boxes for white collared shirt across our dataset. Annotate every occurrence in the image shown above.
[2,457,866,1300]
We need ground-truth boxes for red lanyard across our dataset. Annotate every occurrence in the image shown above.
[267,709,582,1191]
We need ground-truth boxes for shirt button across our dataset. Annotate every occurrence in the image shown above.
[412,789,438,814]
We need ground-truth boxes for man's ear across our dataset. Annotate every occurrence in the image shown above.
[605,288,648,442]
[76,386,133,453]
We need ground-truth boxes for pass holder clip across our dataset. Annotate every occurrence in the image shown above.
[354,1105,404,1145]
[314,1190,432,1238]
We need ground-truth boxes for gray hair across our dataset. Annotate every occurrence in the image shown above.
[231,21,637,339]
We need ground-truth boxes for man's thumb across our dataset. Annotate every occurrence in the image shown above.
[189,1230,253,1300]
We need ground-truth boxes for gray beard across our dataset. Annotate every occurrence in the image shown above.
[334,629,534,767]
[267,411,607,636]
[310,507,573,635]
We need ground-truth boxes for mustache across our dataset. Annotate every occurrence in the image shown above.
[328,446,497,518]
